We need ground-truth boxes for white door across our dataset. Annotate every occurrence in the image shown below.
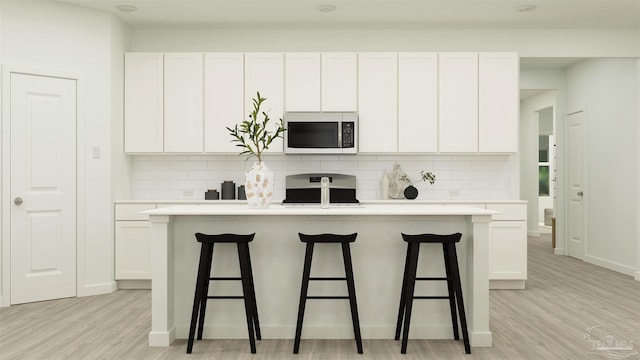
[567,111,585,260]
[10,73,77,304]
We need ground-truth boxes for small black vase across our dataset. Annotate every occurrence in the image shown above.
[404,185,418,200]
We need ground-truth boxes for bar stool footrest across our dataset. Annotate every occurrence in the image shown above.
[413,296,451,300]
[306,296,350,299]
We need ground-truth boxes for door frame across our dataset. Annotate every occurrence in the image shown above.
[1,65,86,307]
[565,109,588,260]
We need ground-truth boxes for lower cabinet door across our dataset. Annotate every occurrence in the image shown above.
[115,221,152,280]
[490,221,527,280]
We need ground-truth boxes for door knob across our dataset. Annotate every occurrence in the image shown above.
[14,197,23,205]
[577,191,584,197]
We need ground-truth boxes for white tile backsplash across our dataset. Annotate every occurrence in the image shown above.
[130,154,514,201]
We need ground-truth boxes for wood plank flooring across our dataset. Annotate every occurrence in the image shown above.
[1,234,639,359]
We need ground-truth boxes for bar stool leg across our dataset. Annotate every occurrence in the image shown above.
[342,242,363,354]
[197,243,214,340]
[401,242,420,354]
[238,243,257,354]
[187,242,211,354]
[245,244,261,340]
[394,243,412,340]
[442,243,460,341]
[293,242,315,354]
[447,243,471,354]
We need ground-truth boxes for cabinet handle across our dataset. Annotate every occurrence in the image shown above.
[14,197,23,205]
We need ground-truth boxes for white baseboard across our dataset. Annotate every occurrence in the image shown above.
[470,331,492,347]
[175,324,467,341]
[584,255,636,277]
[78,281,117,297]
[554,247,565,256]
[117,280,151,290]
[635,271,640,281]
[527,230,540,237]
[490,280,525,289]
[149,328,176,347]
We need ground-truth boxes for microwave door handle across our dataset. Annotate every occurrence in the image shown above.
[338,124,342,148]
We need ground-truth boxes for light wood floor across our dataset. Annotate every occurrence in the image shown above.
[1,235,639,359]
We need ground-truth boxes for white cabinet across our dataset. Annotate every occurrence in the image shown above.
[163,53,204,152]
[114,204,155,282]
[358,53,398,152]
[486,203,527,289]
[124,53,164,153]
[285,53,321,111]
[244,53,284,153]
[479,52,519,153]
[204,53,245,153]
[438,53,478,153]
[322,53,357,111]
[398,53,438,153]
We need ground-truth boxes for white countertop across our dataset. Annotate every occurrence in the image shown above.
[117,199,526,205]
[143,203,498,216]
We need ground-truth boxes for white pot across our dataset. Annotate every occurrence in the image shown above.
[245,161,274,208]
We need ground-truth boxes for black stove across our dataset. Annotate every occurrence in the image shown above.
[282,173,359,205]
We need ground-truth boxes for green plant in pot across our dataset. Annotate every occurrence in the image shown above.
[400,171,436,200]
[227,91,286,208]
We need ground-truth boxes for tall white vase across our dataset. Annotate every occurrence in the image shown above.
[245,161,274,208]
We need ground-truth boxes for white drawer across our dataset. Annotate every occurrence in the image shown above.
[486,203,526,221]
[115,204,157,221]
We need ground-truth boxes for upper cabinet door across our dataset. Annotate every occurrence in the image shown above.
[322,53,357,111]
[479,52,519,153]
[398,53,438,153]
[438,53,478,153]
[124,53,164,153]
[164,53,204,152]
[285,53,321,111]
[358,53,398,153]
[244,53,284,153]
[204,53,245,153]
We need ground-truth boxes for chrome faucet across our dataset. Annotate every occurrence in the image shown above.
[321,176,330,208]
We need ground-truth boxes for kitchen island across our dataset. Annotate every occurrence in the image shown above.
[145,203,495,348]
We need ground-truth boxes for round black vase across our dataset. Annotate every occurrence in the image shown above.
[404,185,418,200]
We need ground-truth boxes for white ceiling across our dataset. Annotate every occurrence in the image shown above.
[51,0,640,29]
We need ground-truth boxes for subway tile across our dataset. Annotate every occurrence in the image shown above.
[172,160,207,170]
[320,160,359,171]
[131,156,513,201]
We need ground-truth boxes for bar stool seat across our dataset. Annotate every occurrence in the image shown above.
[187,233,261,354]
[294,233,363,354]
[395,232,470,354]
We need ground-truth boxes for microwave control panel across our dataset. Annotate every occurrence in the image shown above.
[342,122,355,148]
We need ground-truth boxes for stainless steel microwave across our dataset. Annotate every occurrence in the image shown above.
[283,112,358,154]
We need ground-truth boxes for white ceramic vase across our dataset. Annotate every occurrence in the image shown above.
[245,161,274,208]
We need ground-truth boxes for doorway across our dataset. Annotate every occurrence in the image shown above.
[8,72,77,304]
[537,106,555,236]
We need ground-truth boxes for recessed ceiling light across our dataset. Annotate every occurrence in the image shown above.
[516,4,537,12]
[116,4,138,13]
[316,4,337,13]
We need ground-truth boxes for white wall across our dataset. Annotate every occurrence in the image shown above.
[111,20,132,200]
[0,1,127,298]
[566,59,638,275]
[131,154,513,201]
[131,28,639,57]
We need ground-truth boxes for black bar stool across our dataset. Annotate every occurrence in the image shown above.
[394,232,470,354]
[187,233,261,354]
[293,233,363,354]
